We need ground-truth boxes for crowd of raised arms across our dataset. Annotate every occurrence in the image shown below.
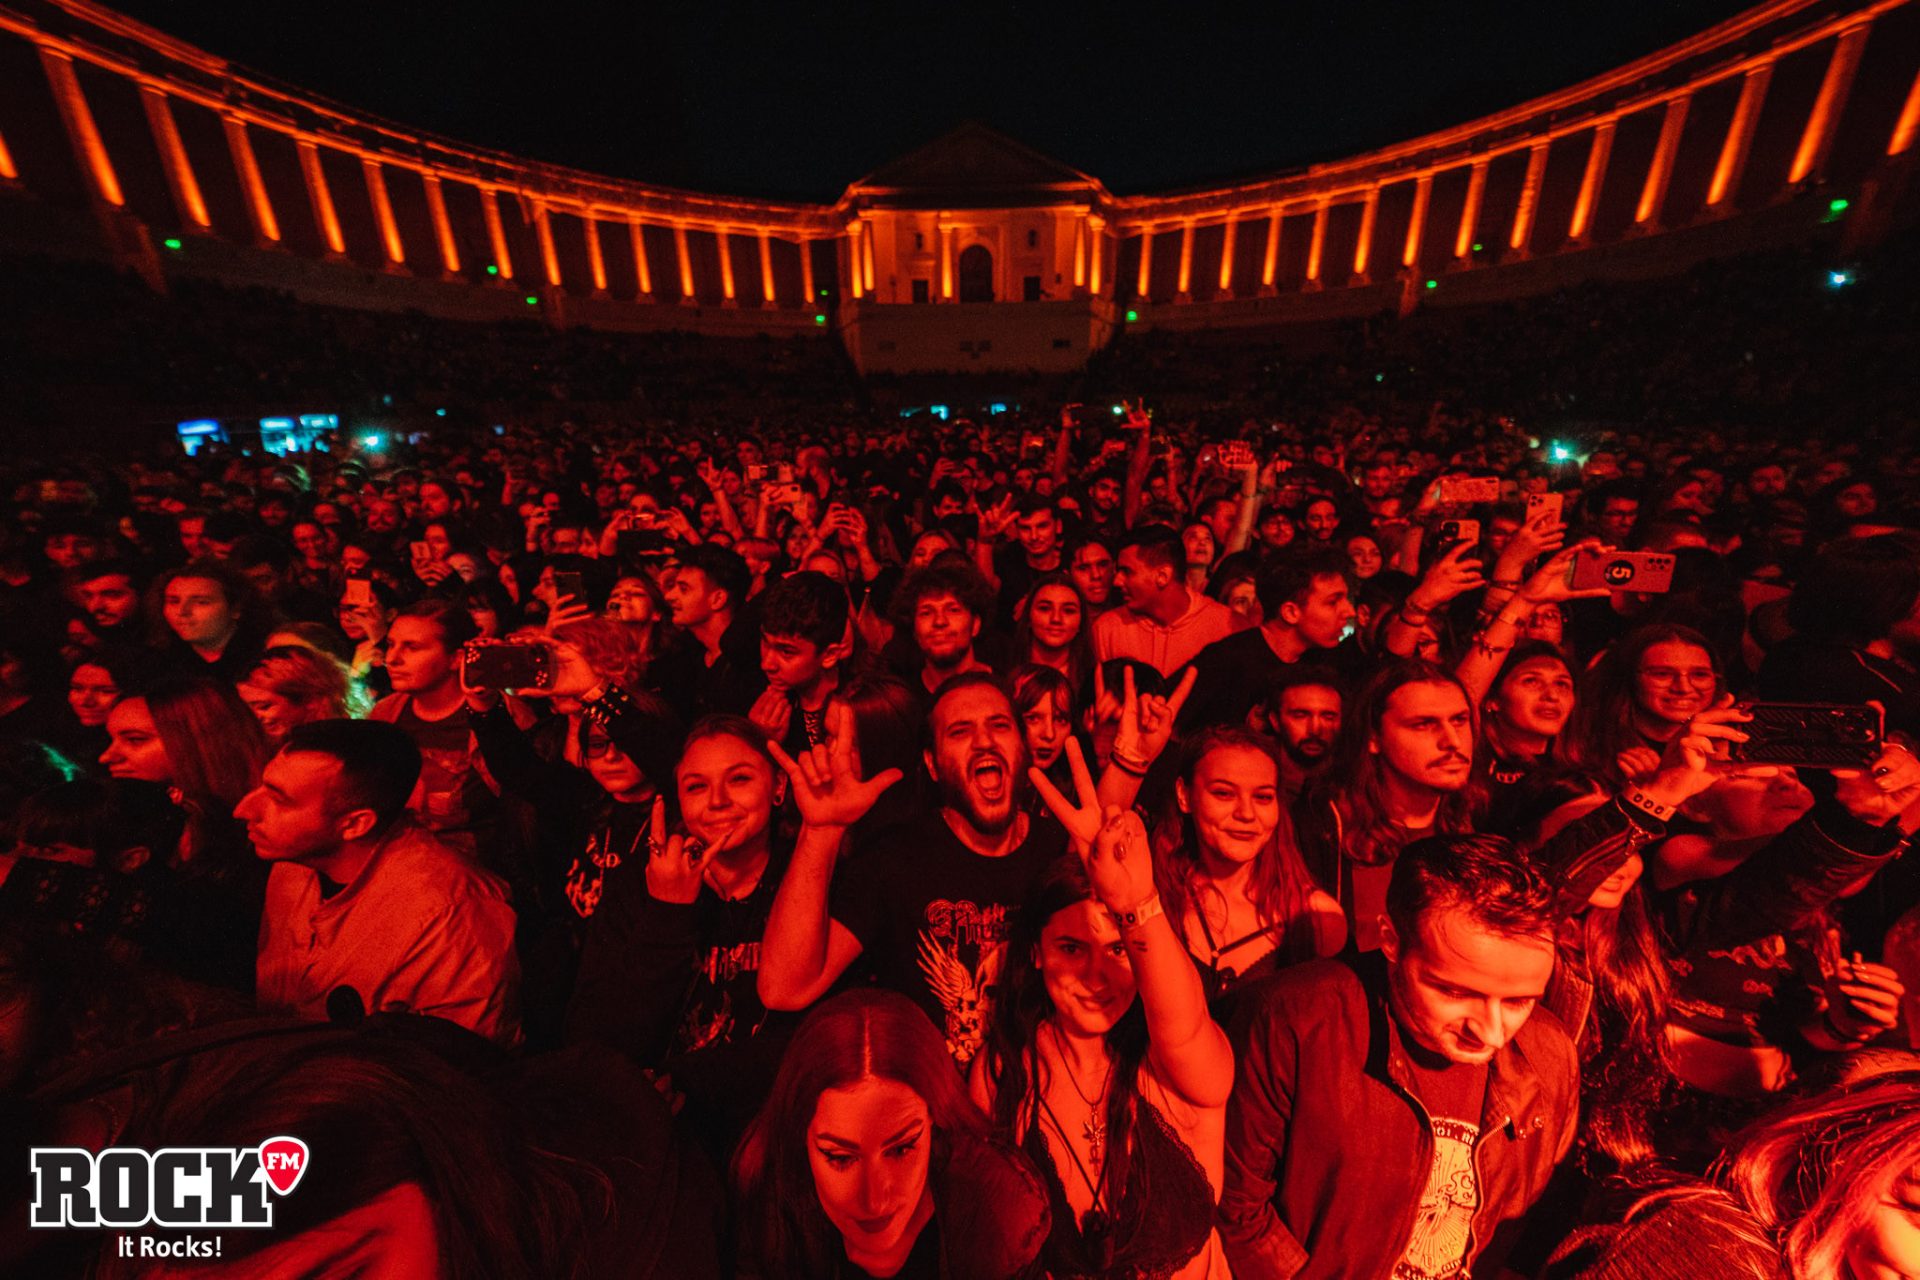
[8,372,1920,1280]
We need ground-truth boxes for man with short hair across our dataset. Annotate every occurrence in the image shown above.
[1094,525,1245,677]
[66,560,145,648]
[1219,834,1578,1280]
[1067,536,1118,612]
[1254,666,1344,801]
[666,544,758,715]
[1584,479,1642,546]
[751,570,854,755]
[239,719,520,1044]
[893,563,994,699]
[369,597,499,858]
[981,496,1064,620]
[1179,549,1356,730]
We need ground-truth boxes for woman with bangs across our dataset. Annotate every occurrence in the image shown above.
[1013,571,1095,704]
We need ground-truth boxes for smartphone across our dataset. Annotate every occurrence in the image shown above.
[746,464,770,483]
[1725,702,1883,769]
[1438,476,1502,505]
[342,577,375,607]
[461,640,553,692]
[552,570,586,604]
[1525,492,1565,524]
[1221,441,1256,470]
[1568,547,1676,593]
[617,530,671,560]
[1439,518,1482,547]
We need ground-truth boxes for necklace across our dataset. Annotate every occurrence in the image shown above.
[1048,1022,1114,1165]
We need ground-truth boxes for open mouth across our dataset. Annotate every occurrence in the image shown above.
[851,1212,896,1236]
[969,754,1009,800]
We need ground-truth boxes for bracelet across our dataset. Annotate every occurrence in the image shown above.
[1109,750,1150,778]
[1399,604,1432,626]
[1108,895,1165,930]
[1621,787,1676,824]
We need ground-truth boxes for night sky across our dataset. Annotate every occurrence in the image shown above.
[112,0,1757,202]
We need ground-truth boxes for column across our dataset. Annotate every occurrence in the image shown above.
[1218,215,1237,294]
[860,221,876,295]
[1305,202,1328,285]
[39,49,122,207]
[1709,64,1773,207]
[1352,188,1379,279]
[1569,120,1615,242]
[1402,174,1432,268]
[1791,24,1871,185]
[423,175,461,274]
[1509,141,1548,253]
[1135,226,1154,299]
[1892,68,1920,156]
[482,188,513,279]
[584,216,608,293]
[0,127,16,181]
[846,223,863,299]
[1637,95,1692,226]
[674,224,696,303]
[531,198,561,287]
[140,88,209,229]
[939,222,954,299]
[1089,215,1105,295]
[799,236,815,305]
[758,230,776,307]
[361,158,405,267]
[629,220,654,297]
[296,140,346,256]
[1072,217,1087,289]
[1259,208,1281,293]
[1175,220,1195,300]
[1455,160,1488,259]
[715,226,737,304]
[223,117,279,243]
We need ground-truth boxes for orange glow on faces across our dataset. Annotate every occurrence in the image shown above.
[42,51,123,207]
[362,158,404,264]
[585,216,608,292]
[482,189,512,279]
[1510,142,1546,251]
[1710,65,1771,205]
[630,220,653,294]
[141,88,208,226]
[1455,162,1487,258]
[423,175,460,273]
[1568,121,1614,241]
[1403,175,1431,268]
[1791,25,1869,184]
[223,117,278,242]
[297,142,345,255]
[1637,96,1690,224]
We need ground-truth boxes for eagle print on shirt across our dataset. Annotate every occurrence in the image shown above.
[915,898,1011,1065]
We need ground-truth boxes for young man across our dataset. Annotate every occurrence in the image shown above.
[1219,835,1578,1280]
[892,563,995,700]
[665,544,759,716]
[67,559,145,649]
[368,597,499,860]
[980,496,1064,621]
[239,720,520,1044]
[1066,535,1118,613]
[157,560,263,681]
[758,673,1066,1067]
[1180,549,1356,730]
[1094,525,1244,678]
[1254,665,1344,802]
[750,570,854,757]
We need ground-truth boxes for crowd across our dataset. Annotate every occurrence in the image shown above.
[6,244,1920,1279]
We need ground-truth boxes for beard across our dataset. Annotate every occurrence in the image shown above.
[937,747,1026,836]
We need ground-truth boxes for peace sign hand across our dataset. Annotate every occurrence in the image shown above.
[1086,805,1156,918]
[768,701,903,832]
[1028,735,1104,855]
[644,797,705,905]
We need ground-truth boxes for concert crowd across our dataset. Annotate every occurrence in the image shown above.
[6,261,1920,1279]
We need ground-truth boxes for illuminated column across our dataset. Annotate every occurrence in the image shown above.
[1455,160,1488,259]
[140,88,209,229]
[584,216,608,293]
[715,226,737,304]
[1509,141,1548,254]
[1088,215,1105,295]
[1353,187,1379,279]
[1305,202,1328,286]
[1259,209,1280,293]
[422,175,460,274]
[1402,174,1432,268]
[1072,217,1087,289]
[223,117,279,243]
[757,231,776,307]
[1175,220,1194,300]
[799,236,815,305]
[1218,215,1237,294]
[296,141,346,256]
[0,128,16,181]
[1637,95,1692,227]
[39,50,122,207]
[1135,227,1154,299]
[361,158,405,267]
[939,223,954,300]
[1709,64,1773,207]
[1791,24,1870,185]
[674,224,696,303]
[531,198,562,287]
[1569,120,1615,242]
[482,189,513,279]
[861,221,876,295]
[1891,67,1920,155]
[629,220,654,297]
[846,223,863,300]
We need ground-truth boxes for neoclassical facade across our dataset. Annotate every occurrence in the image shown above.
[1,0,1916,372]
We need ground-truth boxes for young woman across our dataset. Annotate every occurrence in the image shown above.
[977,739,1235,1279]
[1207,552,1263,626]
[238,644,360,742]
[1571,623,1722,785]
[1150,728,1345,1008]
[1013,572,1094,700]
[1180,521,1218,593]
[148,559,272,681]
[733,988,1048,1280]
[1011,663,1079,803]
[1476,641,1577,802]
[1344,532,1385,581]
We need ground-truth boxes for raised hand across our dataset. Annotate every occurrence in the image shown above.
[978,494,1017,541]
[1834,740,1920,825]
[768,701,902,831]
[1028,735,1103,854]
[644,796,704,905]
[1495,507,1569,579]
[1519,539,1615,605]
[1111,665,1197,769]
[544,598,595,633]
[1408,540,1486,612]
[1086,805,1156,917]
[749,688,794,742]
[1822,952,1905,1041]
[1638,697,1764,808]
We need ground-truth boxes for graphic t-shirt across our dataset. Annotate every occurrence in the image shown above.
[391,699,497,852]
[831,812,1065,1066]
[1395,1049,1489,1280]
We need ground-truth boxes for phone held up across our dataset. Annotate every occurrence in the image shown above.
[1567,548,1676,594]
[1724,702,1884,770]
[461,640,554,692]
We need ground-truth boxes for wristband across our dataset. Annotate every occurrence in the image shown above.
[1109,751,1149,778]
[1621,787,1676,824]
[1108,895,1164,930]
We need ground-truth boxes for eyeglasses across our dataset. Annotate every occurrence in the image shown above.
[584,736,623,759]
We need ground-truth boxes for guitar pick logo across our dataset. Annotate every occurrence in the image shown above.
[258,1137,309,1197]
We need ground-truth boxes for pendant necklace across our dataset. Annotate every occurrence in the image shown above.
[1050,1023,1115,1165]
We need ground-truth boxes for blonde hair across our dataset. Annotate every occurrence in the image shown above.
[244,645,364,721]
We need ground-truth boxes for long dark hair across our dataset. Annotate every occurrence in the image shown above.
[981,855,1153,1259]
[733,989,988,1280]
[1151,727,1320,966]
[1013,572,1095,700]
[1567,622,1720,782]
[142,674,270,879]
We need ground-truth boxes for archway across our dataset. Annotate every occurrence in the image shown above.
[958,245,994,303]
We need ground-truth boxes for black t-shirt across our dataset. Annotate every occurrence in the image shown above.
[831,811,1066,1068]
[1178,627,1363,731]
[1396,1046,1489,1280]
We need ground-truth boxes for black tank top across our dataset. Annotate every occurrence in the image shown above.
[1023,1095,1215,1279]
